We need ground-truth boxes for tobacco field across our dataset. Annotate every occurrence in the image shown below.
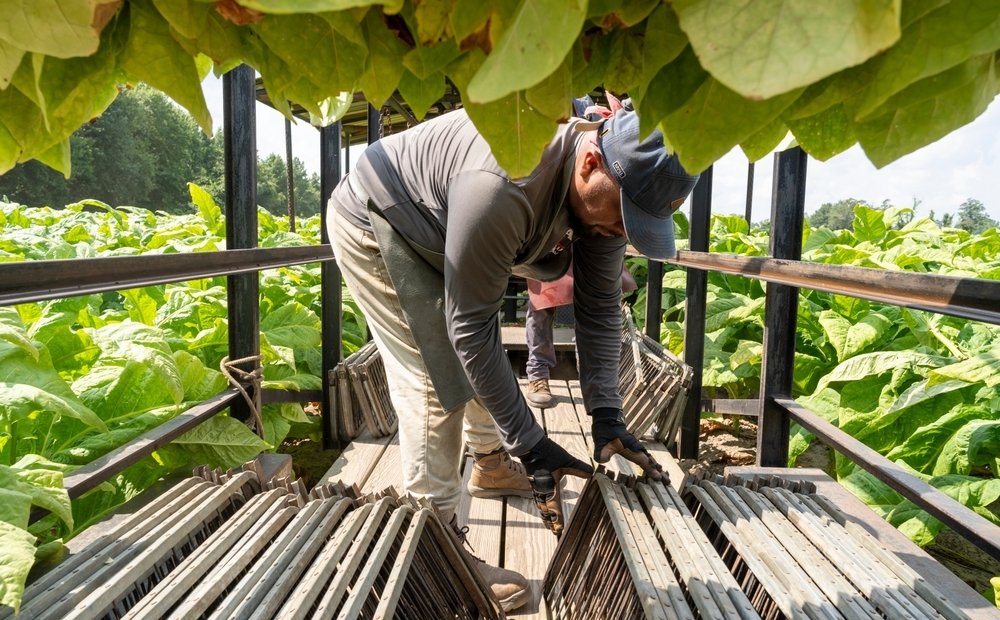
[2,190,1000,609]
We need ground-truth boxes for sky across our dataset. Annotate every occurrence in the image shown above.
[202,74,1000,223]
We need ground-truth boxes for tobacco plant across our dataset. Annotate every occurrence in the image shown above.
[0,185,365,611]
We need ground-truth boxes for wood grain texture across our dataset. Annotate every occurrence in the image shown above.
[317,430,393,489]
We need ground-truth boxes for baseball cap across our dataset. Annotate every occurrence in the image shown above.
[576,111,699,259]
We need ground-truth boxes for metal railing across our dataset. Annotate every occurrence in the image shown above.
[665,148,1000,563]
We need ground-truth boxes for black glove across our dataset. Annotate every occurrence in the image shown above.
[591,408,668,482]
[520,436,593,535]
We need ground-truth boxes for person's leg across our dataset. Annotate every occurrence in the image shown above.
[464,398,531,498]
[330,207,466,519]
[525,300,557,381]
[524,299,556,407]
[330,201,529,611]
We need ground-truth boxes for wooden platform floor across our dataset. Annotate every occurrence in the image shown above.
[318,379,685,619]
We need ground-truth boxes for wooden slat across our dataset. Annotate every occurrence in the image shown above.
[544,380,592,529]
[504,401,555,620]
[504,497,558,620]
[456,456,503,566]
[360,434,402,494]
[318,430,394,488]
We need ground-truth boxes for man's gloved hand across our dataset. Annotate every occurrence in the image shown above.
[520,436,593,535]
[591,408,668,482]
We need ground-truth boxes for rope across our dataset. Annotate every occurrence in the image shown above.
[220,354,265,439]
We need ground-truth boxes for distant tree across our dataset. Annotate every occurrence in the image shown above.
[809,198,871,230]
[256,153,321,218]
[955,198,998,234]
[0,85,220,212]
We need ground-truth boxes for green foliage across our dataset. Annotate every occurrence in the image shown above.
[956,198,1000,235]
[809,198,873,231]
[3,1,1000,178]
[256,153,322,218]
[0,186,366,609]
[0,85,221,212]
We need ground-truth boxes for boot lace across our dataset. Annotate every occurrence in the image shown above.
[499,451,528,477]
[449,517,483,562]
[528,379,549,393]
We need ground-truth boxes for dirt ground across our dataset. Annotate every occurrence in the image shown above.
[280,437,342,489]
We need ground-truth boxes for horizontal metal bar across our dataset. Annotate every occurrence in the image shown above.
[62,389,240,501]
[1,246,335,306]
[701,398,759,417]
[671,251,1000,325]
[261,388,322,404]
[775,397,1000,563]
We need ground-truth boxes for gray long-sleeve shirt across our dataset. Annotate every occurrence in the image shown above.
[336,109,624,455]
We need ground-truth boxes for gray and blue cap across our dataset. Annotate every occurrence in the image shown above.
[577,111,699,259]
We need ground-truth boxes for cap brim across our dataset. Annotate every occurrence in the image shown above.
[620,188,677,260]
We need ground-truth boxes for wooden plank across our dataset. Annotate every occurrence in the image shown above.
[317,430,394,489]
[456,455,503,566]
[544,380,592,528]
[643,441,687,494]
[361,433,402,495]
[503,399,554,620]
[501,325,575,351]
[504,496,558,620]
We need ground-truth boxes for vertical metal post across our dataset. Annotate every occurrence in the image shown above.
[757,148,807,466]
[367,104,380,145]
[320,122,343,449]
[285,117,296,232]
[744,161,755,227]
[679,166,712,458]
[343,126,351,173]
[223,65,259,422]
[644,259,662,340]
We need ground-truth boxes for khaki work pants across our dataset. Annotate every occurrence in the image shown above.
[329,207,502,519]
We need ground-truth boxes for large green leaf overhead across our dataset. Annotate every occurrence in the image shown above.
[1,0,999,176]
[0,0,122,59]
[671,0,902,99]
[466,0,587,103]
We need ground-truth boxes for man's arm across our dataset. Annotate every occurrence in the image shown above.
[573,234,668,481]
[443,170,546,456]
[571,234,627,411]
[445,171,594,535]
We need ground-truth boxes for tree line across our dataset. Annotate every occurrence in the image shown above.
[810,197,998,234]
[0,85,322,218]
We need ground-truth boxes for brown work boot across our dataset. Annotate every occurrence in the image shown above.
[450,516,531,612]
[526,378,554,408]
[468,449,533,499]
